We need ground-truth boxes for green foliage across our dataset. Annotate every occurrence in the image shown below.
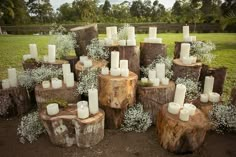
[137,81,153,87]
[86,38,109,60]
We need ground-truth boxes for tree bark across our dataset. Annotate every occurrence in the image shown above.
[231,87,236,106]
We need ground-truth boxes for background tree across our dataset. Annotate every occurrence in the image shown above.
[0,0,14,24]
[102,0,111,15]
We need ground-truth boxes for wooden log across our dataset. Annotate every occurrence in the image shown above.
[137,81,175,124]
[35,82,80,110]
[172,59,202,81]
[41,60,69,69]
[173,41,192,59]
[199,64,227,95]
[64,56,79,80]
[157,104,209,154]
[118,46,140,77]
[192,98,213,118]
[231,87,236,106]
[71,24,98,57]
[0,86,31,117]
[22,61,41,70]
[140,42,167,67]
[40,105,104,148]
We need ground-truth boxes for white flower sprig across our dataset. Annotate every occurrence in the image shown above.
[86,38,109,60]
[118,23,130,40]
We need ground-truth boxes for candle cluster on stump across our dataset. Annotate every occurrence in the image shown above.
[144,27,162,43]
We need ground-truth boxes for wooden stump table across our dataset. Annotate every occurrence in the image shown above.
[40,105,105,148]
[42,60,69,69]
[98,72,138,129]
[172,59,202,81]
[157,104,209,154]
[137,81,175,124]
[35,82,80,109]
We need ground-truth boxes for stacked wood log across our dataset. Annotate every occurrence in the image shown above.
[231,87,236,106]
[157,104,209,154]
[98,72,138,129]
[173,41,192,59]
[42,60,69,69]
[40,105,105,148]
[35,82,80,109]
[71,24,98,57]
[137,81,175,124]
[172,59,202,81]
[140,42,167,67]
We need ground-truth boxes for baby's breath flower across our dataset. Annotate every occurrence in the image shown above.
[87,38,109,60]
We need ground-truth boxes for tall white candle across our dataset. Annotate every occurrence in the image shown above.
[46,103,59,116]
[42,80,50,89]
[51,78,62,89]
[23,54,32,61]
[106,27,112,38]
[156,63,165,80]
[88,88,99,114]
[48,45,56,63]
[126,39,136,46]
[209,92,220,103]
[203,76,214,94]
[66,73,74,87]
[1,79,10,89]
[111,51,120,68]
[200,94,209,103]
[149,27,157,39]
[110,68,121,76]
[128,26,135,40]
[29,44,38,59]
[121,68,129,77]
[168,102,181,115]
[79,56,88,64]
[183,103,196,116]
[174,84,186,106]
[77,101,89,119]
[8,68,17,87]
[180,43,190,61]
[179,109,190,121]
[120,60,128,69]
[62,64,71,83]
[183,25,189,39]
[101,67,109,75]
[148,70,156,80]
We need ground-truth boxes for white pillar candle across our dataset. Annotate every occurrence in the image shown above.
[141,77,148,83]
[79,56,88,64]
[46,103,59,116]
[29,44,38,59]
[149,27,157,39]
[48,45,56,63]
[179,109,190,121]
[111,51,120,68]
[180,43,190,61]
[161,77,169,85]
[190,56,197,64]
[83,59,93,68]
[200,94,209,103]
[121,69,129,77]
[127,39,136,46]
[156,63,165,80]
[66,73,74,87]
[120,60,128,69]
[209,92,220,103]
[42,80,50,89]
[183,25,189,39]
[191,36,197,42]
[153,78,160,86]
[88,88,99,115]
[203,76,214,94]
[184,36,192,42]
[128,26,135,40]
[148,70,156,80]
[182,57,192,65]
[43,55,48,62]
[118,40,126,46]
[183,103,196,116]
[62,64,71,83]
[77,101,89,119]
[110,68,121,76]
[168,102,181,115]
[111,26,117,38]
[106,27,112,39]
[101,67,109,75]
[23,54,32,61]
[8,68,17,87]
[1,79,10,89]
[174,84,186,106]
[51,78,62,89]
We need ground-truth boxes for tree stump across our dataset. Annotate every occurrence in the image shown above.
[140,42,167,67]
[40,105,104,148]
[137,81,175,124]
[98,72,138,129]
[118,46,140,77]
[199,64,227,95]
[35,82,80,110]
[172,59,202,81]
[173,41,192,59]
[0,86,31,117]
[71,24,98,57]
[42,60,69,69]
[192,98,213,118]
[22,61,41,70]
[64,56,79,80]
[157,104,209,154]
[231,87,236,106]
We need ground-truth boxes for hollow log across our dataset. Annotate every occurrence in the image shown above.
[71,24,98,57]
[173,41,192,59]
[22,61,42,70]
[172,59,202,81]
[42,60,69,69]
[157,104,209,154]
[231,87,236,106]
[40,105,104,148]
[140,42,167,67]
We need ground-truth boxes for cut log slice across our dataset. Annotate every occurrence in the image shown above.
[42,60,69,69]
[137,81,175,124]
[172,59,202,81]
[173,41,192,59]
[40,105,104,148]
[157,104,209,154]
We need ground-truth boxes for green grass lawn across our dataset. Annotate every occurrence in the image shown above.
[0,33,235,97]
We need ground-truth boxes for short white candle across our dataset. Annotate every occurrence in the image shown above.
[23,54,32,61]
[168,102,181,115]
[161,77,169,85]
[183,25,189,40]
[179,109,190,121]
[46,103,59,116]
[141,77,148,83]
[51,78,62,89]
[180,43,190,61]
[149,27,157,39]
[1,79,10,89]
[8,68,17,87]
[174,84,187,107]
[190,56,197,64]
[118,40,126,46]
[182,57,192,65]
[148,70,156,80]
[62,64,71,83]
[106,27,112,39]
[88,88,99,115]
[120,60,128,69]
[121,69,129,77]
[77,101,89,119]
[184,36,192,42]
[79,56,88,64]
[200,94,209,103]
[110,68,121,76]
[29,44,38,59]
[183,103,196,116]
[48,45,56,63]
[42,80,50,89]
[83,59,93,68]
[127,39,136,46]
[101,67,109,75]
[191,36,197,42]
[209,92,220,103]
[128,26,135,40]
[148,38,162,44]
[66,73,74,87]
[156,63,165,80]
[153,78,160,86]
[203,76,214,94]
[111,51,120,68]
[43,55,48,62]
